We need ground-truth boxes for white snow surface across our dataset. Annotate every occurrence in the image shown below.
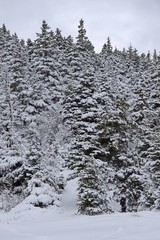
[0,175,160,240]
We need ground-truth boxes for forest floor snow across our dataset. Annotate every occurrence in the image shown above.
[0,175,160,240]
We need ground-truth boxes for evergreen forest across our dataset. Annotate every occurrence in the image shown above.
[0,19,159,214]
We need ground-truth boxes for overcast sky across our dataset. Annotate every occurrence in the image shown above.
[0,0,160,53]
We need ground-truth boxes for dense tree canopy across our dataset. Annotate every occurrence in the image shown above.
[0,20,159,213]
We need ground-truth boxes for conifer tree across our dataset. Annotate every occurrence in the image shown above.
[0,29,29,208]
[101,37,113,55]
[22,20,65,207]
[77,157,111,215]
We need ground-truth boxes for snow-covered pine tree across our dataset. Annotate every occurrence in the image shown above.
[136,55,160,210]
[63,19,111,215]
[21,20,65,208]
[95,47,148,212]
[0,28,30,210]
[77,157,111,215]
[101,37,113,56]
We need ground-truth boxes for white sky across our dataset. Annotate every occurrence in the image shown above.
[0,0,160,53]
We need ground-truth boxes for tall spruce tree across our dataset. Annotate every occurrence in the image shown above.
[0,29,30,209]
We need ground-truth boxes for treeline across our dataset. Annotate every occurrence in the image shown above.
[0,19,159,213]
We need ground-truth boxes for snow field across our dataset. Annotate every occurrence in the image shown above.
[0,208,160,240]
[0,175,160,240]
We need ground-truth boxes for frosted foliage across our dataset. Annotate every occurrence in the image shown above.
[0,20,159,214]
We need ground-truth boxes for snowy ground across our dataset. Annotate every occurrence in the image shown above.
[1,207,160,240]
[0,176,160,240]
